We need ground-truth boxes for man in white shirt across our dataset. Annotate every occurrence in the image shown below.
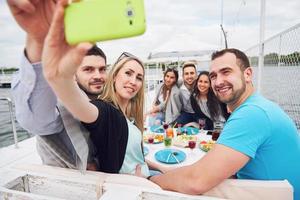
[8,0,107,171]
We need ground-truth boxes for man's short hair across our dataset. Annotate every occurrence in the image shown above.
[182,61,197,73]
[86,45,107,63]
[211,48,250,71]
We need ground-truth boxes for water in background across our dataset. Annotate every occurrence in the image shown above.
[0,88,31,148]
[1,66,299,148]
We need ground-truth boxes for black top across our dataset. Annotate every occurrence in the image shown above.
[190,97,230,130]
[82,100,128,173]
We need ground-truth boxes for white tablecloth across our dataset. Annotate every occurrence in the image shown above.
[144,132,212,168]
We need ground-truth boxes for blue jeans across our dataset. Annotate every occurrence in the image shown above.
[175,111,198,125]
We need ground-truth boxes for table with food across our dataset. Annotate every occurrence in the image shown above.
[143,125,217,168]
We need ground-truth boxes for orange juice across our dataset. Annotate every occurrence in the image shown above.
[166,128,174,138]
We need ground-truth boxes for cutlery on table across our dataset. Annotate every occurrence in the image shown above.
[166,152,172,162]
[171,152,180,164]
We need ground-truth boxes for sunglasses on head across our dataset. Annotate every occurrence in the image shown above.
[166,67,178,72]
[115,52,143,66]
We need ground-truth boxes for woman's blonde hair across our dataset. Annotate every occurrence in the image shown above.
[99,56,145,133]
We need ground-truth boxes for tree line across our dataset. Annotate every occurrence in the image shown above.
[249,51,300,66]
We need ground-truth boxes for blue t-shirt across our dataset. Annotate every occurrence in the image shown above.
[218,93,300,200]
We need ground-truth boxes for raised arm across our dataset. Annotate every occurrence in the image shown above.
[11,54,66,135]
[7,0,57,63]
[9,0,66,134]
[42,1,98,123]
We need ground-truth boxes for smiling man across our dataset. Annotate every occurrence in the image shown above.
[76,47,107,98]
[176,61,198,125]
[13,44,107,171]
[9,0,107,171]
[150,48,300,200]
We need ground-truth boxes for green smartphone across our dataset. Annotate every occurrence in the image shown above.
[64,0,146,45]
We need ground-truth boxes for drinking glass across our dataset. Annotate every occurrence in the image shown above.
[147,135,154,150]
[211,130,220,141]
[166,127,174,138]
[177,123,182,136]
[163,123,169,137]
[198,118,206,133]
[188,140,196,154]
[164,137,172,148]
[148,136,154,144]
[163,123,169,130]
[212,121,223,141]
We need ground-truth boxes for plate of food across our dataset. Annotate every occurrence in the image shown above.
[155,149,186,164]
[173,134,197,147]
[199,140,215,152]
[143,134,164,144]
[149,125,164,133]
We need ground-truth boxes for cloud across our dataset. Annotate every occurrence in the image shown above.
[0,2,25,67]
[0,43,23,67]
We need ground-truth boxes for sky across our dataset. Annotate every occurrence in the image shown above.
[0,0,299,67]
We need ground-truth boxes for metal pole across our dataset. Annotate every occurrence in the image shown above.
[257,0,266,92]
[278,35,282,67]
[220,0,224,49]
[0,97,18,148]
[156,62,159,91]
[220,24,228,48]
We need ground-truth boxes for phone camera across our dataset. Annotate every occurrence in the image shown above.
[127,10,133,16]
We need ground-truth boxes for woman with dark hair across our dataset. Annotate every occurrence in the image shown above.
[147,68,181,125]
[189,71,229,130]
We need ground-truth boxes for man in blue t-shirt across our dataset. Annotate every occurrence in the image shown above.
[150,48,300,200]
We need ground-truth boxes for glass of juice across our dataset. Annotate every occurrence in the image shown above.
[212,121,223,141]
[212,130,220,141]
[166,127,174,138]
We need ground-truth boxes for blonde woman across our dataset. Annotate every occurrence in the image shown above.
[42,2,150,176]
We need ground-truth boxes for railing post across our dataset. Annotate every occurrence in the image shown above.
[257,0,266,92]
[278,34,282,67]
[0,97,18,148]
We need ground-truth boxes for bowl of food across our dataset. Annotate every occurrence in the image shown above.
[143,134,164,144]
[199,140,215,152]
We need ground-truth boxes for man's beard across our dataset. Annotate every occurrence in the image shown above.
[216,79,246,105]
[185,80,195,91]
[77,82,102,100]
